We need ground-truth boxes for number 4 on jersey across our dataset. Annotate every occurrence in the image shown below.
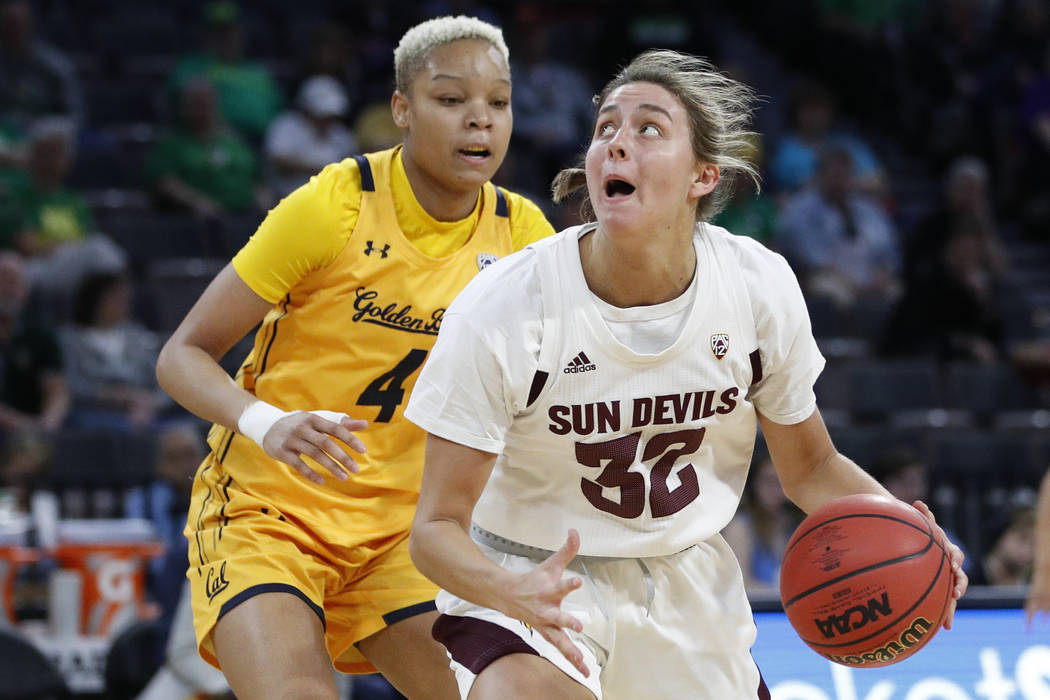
[356,349,428,422]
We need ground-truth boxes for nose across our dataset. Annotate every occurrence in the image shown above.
[607,129,628,160]
[466,99,492,130]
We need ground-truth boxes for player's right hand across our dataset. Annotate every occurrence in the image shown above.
[262,410,368,484]
[505,529,589,677]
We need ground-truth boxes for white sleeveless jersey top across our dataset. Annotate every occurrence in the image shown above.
[407,223,824,557]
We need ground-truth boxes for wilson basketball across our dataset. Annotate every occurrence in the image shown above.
[779,494,953,668]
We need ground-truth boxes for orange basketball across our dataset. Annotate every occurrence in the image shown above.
[779,494,954,668]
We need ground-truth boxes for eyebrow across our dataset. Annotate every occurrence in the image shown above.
[598,103,673,121]
[431,73,512,86]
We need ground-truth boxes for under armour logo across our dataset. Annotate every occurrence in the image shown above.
[364,241,390,258]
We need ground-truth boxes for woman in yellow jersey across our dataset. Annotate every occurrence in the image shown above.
[155,16,555,700]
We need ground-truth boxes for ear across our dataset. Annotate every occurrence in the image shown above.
[689,163,719,199]
[391,90,410,130]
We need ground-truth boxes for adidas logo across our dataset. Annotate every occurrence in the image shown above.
[563,351,597,374]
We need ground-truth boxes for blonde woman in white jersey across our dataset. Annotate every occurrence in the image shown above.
[405,50,968,700]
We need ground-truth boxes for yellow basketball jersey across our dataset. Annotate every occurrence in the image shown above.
[199,147,552,544]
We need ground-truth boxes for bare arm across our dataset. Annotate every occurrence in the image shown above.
[759,408,889,514]
[37,370,70,431]
[761,408,968,627]
[410,434,589,676]
[1026,467,1050,628]
[156,264,271,429]
[156,263,366,483]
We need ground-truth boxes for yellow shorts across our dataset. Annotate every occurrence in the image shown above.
[186,449,439,675]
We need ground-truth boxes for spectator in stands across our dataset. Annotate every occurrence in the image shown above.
[59,271,169,430]
[146,78,262,219]
[881,217,1006,363]
[137,582,233,700]
[0,121,27,182]
[979,505,1036,586]
[809,0,922,125]
[509,13,594,183]
[352,100,402,153]
[1026,466,1050,627]
[867,445,975,576]
[292,21,359,112]
[167,0,283,142]
[264,76,356,200]
[722,451,804,594]
[0,251,68,432]
[0,0,83,134]
[0,117,125,315]
[903,156,1006,284]
[769,79,885,196]
[1,116,94,256]
[901,0,994,165]
[0,426,58,621]
[775,145,900,308]
[125,423,206,644]
[0,427,52,514]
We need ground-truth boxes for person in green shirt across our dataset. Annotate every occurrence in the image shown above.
[1,116,96,255]
[146,77,262,218]
[167,1,283,142]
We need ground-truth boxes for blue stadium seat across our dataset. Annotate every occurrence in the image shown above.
[946,362,1041,424]
[144,258,225,333]
[827,425,899,469]
[926,430,1030,558]
[845,360,946,422]
[100,212,210,267]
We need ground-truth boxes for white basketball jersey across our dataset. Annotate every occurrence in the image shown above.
[408,223,824,558]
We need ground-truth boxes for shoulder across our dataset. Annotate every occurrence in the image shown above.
[447,230,566,323]
[703,222,794,281]
[499,187,556,247]
[500,188,546,221]
[703,223,804,315]
[294,157,364,209]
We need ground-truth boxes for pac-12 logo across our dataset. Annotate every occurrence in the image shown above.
[711,333,730,359]
[477,253,499,270]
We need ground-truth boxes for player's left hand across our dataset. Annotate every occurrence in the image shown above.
[913,500,967,630]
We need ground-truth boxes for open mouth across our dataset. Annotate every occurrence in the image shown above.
[460,147,491,159]
[605,178,636,197]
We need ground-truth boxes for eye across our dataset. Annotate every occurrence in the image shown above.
[598,122,615,136]
[491,98,510,109]
[641,124,661,136]
[438,96,463,105]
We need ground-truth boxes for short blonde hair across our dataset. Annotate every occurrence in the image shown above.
[553,50,761,222]
[393,16,509,94]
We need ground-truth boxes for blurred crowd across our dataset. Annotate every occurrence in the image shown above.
[1,0,1049,695]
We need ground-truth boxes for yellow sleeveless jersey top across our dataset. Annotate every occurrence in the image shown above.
[205,147,553,542]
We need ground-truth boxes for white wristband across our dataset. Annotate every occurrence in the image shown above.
[308,410,349,425]
[237,401,290,447]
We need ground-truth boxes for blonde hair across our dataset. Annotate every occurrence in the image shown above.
[393,16,510,94]
[552,50,761,222]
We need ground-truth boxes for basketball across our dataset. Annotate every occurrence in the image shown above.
[779,494,954,668]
